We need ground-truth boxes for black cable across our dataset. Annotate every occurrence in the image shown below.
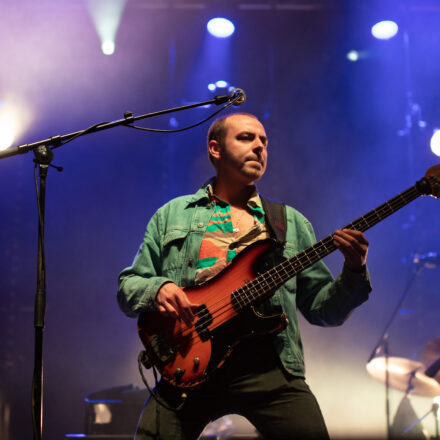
[137,351,187,412]
[51,122,109,150]
[125,100,235,133]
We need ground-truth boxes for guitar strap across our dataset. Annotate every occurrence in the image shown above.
[260,195,287,246]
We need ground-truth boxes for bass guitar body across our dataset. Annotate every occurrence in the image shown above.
[138,239,288,388]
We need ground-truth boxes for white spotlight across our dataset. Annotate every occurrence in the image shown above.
[430,129,440,157]
[371,20,399,40]
[0,96,32,151]
[101,40,115,55]
[347,50,359,62]
[0,122,14,150]
[86,0,126,55]
[215,80,229,88]
[206,18,235,38]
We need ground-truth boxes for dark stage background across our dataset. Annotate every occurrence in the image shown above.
[0,1,439,439]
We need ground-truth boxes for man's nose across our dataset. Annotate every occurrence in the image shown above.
[252,142,264,155]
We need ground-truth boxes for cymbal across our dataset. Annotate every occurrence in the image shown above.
[366,356,440,397]
[422,337,440,382]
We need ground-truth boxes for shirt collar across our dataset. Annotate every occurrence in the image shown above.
[205,179,263,212]
[188,177,264,216]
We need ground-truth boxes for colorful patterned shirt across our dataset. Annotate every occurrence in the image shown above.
[194,185,269,284]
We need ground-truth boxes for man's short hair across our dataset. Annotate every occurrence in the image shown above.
[207,112,259,167]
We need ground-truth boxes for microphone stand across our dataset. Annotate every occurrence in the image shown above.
[367,264,423,439]
[0,93,238,440]
[0,94,234,160]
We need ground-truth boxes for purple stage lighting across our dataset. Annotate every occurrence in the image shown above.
[371,20,399,40]
[206,18,235,38]
[431,130,440,157]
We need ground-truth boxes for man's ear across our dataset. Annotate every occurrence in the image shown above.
[208,139,221,161]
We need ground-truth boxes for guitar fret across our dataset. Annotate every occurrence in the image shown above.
[234,287,246,309]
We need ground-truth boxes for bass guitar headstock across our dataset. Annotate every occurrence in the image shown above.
[424,165,440,198]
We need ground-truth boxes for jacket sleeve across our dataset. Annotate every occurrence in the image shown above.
[295,216,372,326]
[117,209,173,318]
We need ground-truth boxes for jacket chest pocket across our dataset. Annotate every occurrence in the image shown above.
[162,227,190,272]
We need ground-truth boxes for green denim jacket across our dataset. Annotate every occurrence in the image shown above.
[118,183,372,377]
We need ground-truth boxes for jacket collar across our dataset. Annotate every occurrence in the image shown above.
[187,177,215,205]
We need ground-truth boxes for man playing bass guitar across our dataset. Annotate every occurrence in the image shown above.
[117,113,371,439]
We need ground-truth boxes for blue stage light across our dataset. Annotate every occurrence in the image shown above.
[207,83,216,92]
[430,129,440,157]
[206,18,235,38]
[371,20,399,40]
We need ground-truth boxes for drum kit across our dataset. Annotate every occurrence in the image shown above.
[367,337,440,438]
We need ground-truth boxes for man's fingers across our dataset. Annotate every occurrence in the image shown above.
[190,303,200,311]
[334,229,369,272]
[156,283,199,327]
[174,294,196,326]
[341,229,369,245]
[157,302,178,319]
[334,230,368,255]
[334,235,356,258]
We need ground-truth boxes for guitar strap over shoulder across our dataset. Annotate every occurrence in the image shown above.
[260,195,287,246]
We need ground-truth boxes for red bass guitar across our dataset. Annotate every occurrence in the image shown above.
[138,166,440,388]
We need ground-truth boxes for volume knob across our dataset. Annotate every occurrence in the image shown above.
[174,368,185,380]
[193,357,200,371]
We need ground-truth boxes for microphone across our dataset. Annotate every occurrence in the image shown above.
[413,252,440,268]
[229,88,246,106]
[213,88,246,106]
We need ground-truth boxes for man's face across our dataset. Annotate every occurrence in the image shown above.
[214,114,268,185]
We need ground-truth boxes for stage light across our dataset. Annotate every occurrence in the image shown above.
[169,117,178,128]
[86,0,127,55]
[215,80,229,88]
[347,50,359,62]
[0,116,14,151]
[430,129,440,157]
[371,20,399,40]
[0,96,33,151]
[101,40,115,55]
[207,83,216,92]
[206,18,235,38]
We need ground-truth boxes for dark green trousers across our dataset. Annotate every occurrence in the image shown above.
[136,338,330,440]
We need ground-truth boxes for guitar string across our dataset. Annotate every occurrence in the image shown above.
[146,184,423,356]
